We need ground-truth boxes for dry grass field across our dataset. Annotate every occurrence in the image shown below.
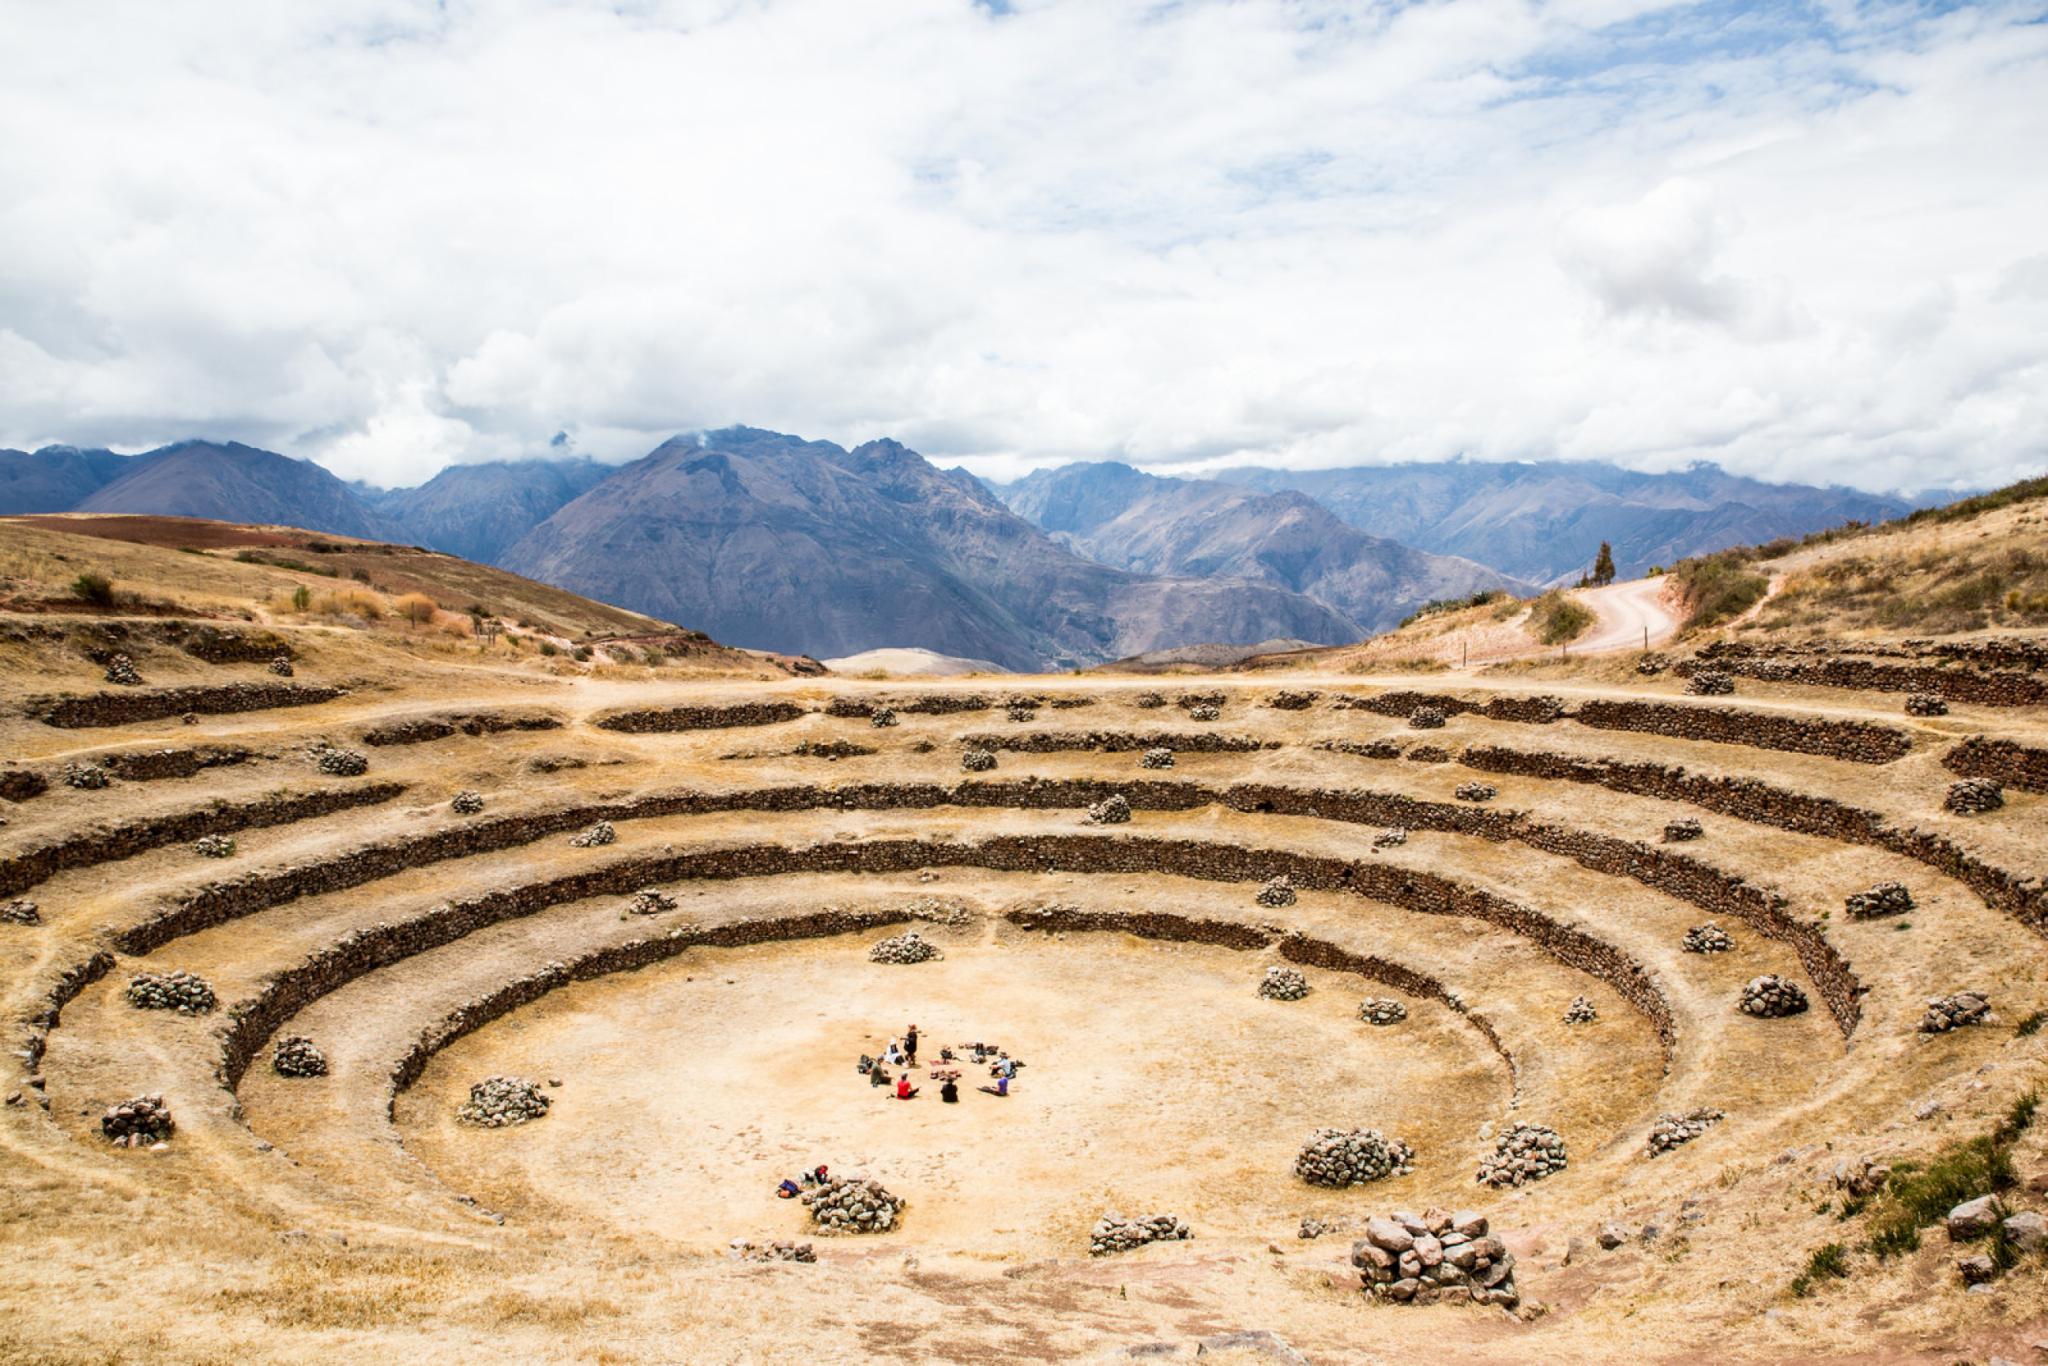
[2,510,2046,1364]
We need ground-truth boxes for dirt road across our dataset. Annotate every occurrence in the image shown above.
[1571,575,1682,653]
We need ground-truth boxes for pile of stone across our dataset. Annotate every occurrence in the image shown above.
[1,899,40,926]
[1662,817,1703,842]
[1294,1128,1415,1186]
[62,762,110,790]
[1188,705,1221,722]
[1373,828,1409,849]
[1135,692,1167,709]
[1453,782,1497,803]
[457,1076,551,1127]
[269,655,295,677]
[1351,1210,1517,1309]
[1682,923,1734,954]
[1636,654,1669,676]
[126,970,217,1014]
[1269,691,1319,710]
[869,930,942,964]
[103,654,142,686]
[625,888,677,916]
[1408,706,1446,730]
[1259,966,1311,1001]
[272,1034,329,1077]
[1475,1123,1567,1188]
[961,748,998,772]
[898,897,971,926]
[1005,705,1035,723]
[314,746,369,777]
[101,1094,173,1146]
[1139,747,1174,769]
[1089,1212,1192,1256]
[1644,1108,1724,1157]
[569,820,617,848]
[1944,778,2005,815]
[1359,998,1408,1026]
[1256,876,1298,908]
[1919,991,1992,1033]
[1686,671,1735,696]
[728,1238,816,1264]
[1086,794,1132,824]
[193,834,237,859]
[1738,975,1809,1018]
[1906,693,1948,717]
[801,1175,903,1234]
[1298,1216,1345,1239]
[450,790,485,814]
[1563,996,1598,1025]
[870,708,899,728]
[1844,881,1914,920]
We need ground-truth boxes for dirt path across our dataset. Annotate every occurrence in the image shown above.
[1571,576,1683,654]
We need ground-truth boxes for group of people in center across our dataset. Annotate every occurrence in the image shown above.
[855,1025,1026,1102]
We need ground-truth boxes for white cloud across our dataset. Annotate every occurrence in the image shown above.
[0,0,2043,493]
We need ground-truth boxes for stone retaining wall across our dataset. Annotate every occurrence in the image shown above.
[591,702,808,733]
[1677,656,2047,706]
[99,746,255,782]
[1570,700,1910,764]
[361,712,564,746]
[32,683,347,728]
[1942,736,2048,794]
[961,731,1277,754]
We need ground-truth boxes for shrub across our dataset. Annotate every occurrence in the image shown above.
[1864,1124,2023,1258]
[1671,552,1770,630]
[538,642,559,657]
[71,571,115,606]
[2015,1009,2045,1038]
[1790,1242,1850,1297]
[395,593,438,628]
[1397,589,1506,629]
[1530,590,1594,645]
[290,585,312,612]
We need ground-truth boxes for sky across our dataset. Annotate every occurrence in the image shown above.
[1,0,2044,493]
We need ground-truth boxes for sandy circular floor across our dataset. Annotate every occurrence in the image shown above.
[397,924,1505,1256]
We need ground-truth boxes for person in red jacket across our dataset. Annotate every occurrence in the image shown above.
[895,1075,919,1100]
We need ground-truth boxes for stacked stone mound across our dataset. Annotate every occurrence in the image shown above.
[1259,966,1310,1001]
[1299,1217,1345,1239]
[1256,876,1298,908]
[801,1176,903,1234]
[1562,996,1598,1024]
[1645,1108,1724,1157]
[1906,693,1949,717]
[269,655,294,677]
[272,1034,329,1077]
[1738,975,1808,1018]
[1269,691,1319,710]
[1686,671,1735,696]
[729,1239,816,1264]
[1636,654,1669,676]
[451,790,485,815]
[2,899,40,926]
[625,888,677,916]
[103,654,142,686]
[870,930,942,964]
[457,1076,551,1127]
[193,834,236,858]
[1351,1210,1517,1308]
[1086,794,1132,824]
[870,708,899,728]
[1135,692,1166,709]
[961,749,998,772]
[1089,1212,1192,1256]
[314,746,369,777]
[1188,705,1221,722]
[1453,782,1497,803]
[1662,817,1703,842]
[1475,1124,1567,1188]
[1945,778,2005,815]
[1682,923,1734,954]
[62,762,110,790]
[570,820,617,848]
[1373,827,1409,849]
[126,970,216,1014]
[1844,881,1914,920]
[101,1094,173,1145]
[1359,998,1408,1026]
[1005,705,1035,723]
[1139,747,1174,769]
[1295,1129,1415,1186]
[1408,706,1446,730]
[1919,991,1992,1033]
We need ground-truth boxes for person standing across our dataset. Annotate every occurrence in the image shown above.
[904,1024,919,1066]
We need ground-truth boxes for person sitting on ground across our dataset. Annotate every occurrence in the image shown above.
[884,1040,905,1066]
[977,1075,1011,1098]
[939,1046,955,1063]
[814,1165,829,1185]
[869,1063,892,1087]
[940,1078,959,1103]
[777,1178,801,1199]
[905,1024,919,1065]
[895,1075,919,1101]
[856,1053,874,1074]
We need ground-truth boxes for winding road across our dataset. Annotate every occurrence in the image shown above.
[1571,575,1683,653]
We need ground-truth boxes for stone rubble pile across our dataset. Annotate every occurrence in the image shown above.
[1408,706,1446,730]
[62,762,110,790]
[103,654,142,686]
[314,746,369,777]
[1475,1123,1567,1188]
[1453,782,1497,803]
[269,655,295,677]
[1682,923,1734,954]
[961,749,998,772]
[1086,794,1132,824]
[450,790,485,814]
[1270,691,1319,710]
[1359,998,1408,1026]
[2,899,40,926]
[1919,991,1992,1033]
[869,930,943,964]
[729,1238,816,1263]
[1662,817,1704,842]
[1738,974,1809,1018]
[1636,654,1669,676]
[1944,778,2005,815]
[1294,1128,1415,1186]
[457,1076,552,1127]
[1135,692,1167,709]
[1259,966,1311,1001]
[1645,1108,1724,1157]
[1298,1216,1346,1239]
[801,1176,903,1234]
[272,1034,329,1077]
[1256,876,1298,908]
[1906,693,1949,717]
[898,897,971,926]
[1089,1212,1192,1256]
[569,820,617,848]
[1844,881,1914,920]
[1188,705,1221,722]
[193,834,237,858]
[1563,996,1598,1024]
[870,708,899,728]
[1685,671,1736,696]
[625,888,678,916]
[101,1094,173,1145]
[1139,747,1175,769]
[1351,1209,1518,1308]
[1373,827,1409,849]
[126,969,217,1014]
